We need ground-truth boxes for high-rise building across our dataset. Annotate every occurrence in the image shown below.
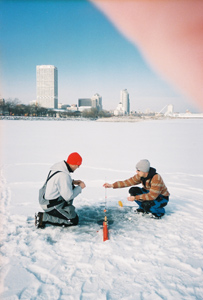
[78,93,102,111]
[120,89,130,115]
[114,89,130,116]
[165,104,174,116]
[91,93,102,111]
[36,65,58,109]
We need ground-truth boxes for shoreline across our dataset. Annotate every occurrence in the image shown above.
[0,114,203,122]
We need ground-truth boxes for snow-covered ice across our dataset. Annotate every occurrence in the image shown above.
[0,119,203,300]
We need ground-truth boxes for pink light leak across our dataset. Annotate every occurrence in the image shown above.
[91,0,203,111]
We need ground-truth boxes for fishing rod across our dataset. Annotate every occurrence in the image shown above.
[103,180,108,241]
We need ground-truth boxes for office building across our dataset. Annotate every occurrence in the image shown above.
[91,93,102,111]
[165,104,174,116]
[36,65,58,109]
[121,89,130,115]
[114,89,130,115]
[78,94,102,111]
[78,98,92,108]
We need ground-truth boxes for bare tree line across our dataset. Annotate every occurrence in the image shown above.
[0,98,111,119]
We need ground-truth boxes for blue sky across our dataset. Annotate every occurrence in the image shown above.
[0,0,198,112]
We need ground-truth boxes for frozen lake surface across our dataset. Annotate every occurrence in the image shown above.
[0,119,203,299]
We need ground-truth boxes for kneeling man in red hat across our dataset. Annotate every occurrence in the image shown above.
[35,152,86,228]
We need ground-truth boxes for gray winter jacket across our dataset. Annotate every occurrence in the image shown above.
[39,161,82,212]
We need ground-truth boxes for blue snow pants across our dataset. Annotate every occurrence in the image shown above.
[129,187,169,217]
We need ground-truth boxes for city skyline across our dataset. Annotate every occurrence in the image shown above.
[0,0,201,113]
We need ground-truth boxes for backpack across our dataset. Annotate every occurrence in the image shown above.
[39,171,61,206]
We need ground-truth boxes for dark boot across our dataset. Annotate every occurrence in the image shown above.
[151,213,164,219]
[136,208,145,214]
[35,212,46,228]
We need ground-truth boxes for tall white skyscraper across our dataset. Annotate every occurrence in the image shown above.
[114,89,130,116]
[36,65,58,109]
[120,89,130,115]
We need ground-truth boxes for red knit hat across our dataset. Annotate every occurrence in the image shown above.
[67,152,82,166]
